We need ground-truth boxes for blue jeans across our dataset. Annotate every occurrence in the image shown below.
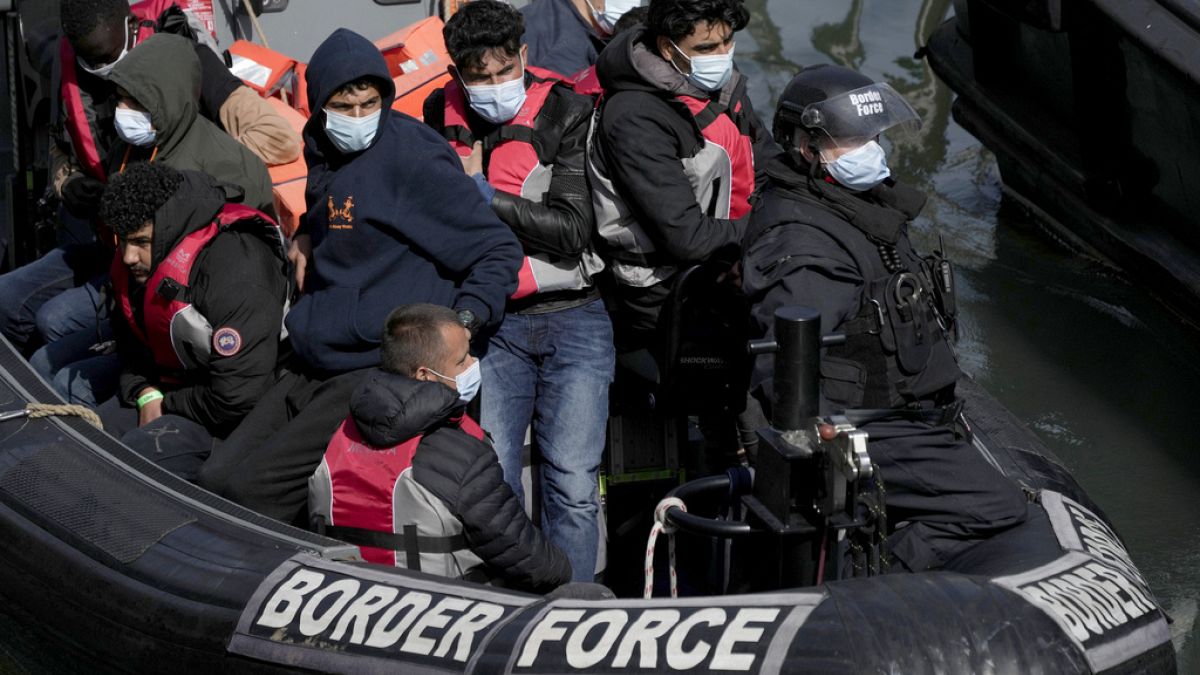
[480,299,615,582]
[0,242,107,349]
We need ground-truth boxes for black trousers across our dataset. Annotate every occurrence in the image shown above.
[97,398,217,483]
[197,364,368,523]
[866,418,1029,572]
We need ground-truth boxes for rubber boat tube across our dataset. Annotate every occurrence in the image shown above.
[0,337,1176,673]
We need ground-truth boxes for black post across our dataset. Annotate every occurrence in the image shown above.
[771,306,822,431]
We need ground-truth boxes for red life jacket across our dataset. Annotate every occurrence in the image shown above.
[570,65,604,100]
[58,0,177,181]
[590,79,757,287]
[111,203,280,377]
[441,67,603,300]
[313,414,486,569]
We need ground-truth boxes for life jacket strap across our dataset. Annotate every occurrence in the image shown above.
[322,524,468,571]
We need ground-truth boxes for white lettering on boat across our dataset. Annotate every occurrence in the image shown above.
[1019,560,1156,642]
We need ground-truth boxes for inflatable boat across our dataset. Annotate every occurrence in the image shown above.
[0,326,1176,673]
[924,0,1200,324]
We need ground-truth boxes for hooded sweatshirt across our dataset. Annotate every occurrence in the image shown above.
[108,34,274,215]
[593,28,777,265]
[319,369,571,591]
[116,170,287,435]
[289,29,522,374]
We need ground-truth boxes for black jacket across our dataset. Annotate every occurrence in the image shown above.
[290,29,522,373]
[423,76,596,310]
[117,171,287,435]
[594,28,778,265]
[350,370,573,592]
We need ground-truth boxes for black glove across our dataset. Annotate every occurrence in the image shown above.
[61,175,105,218]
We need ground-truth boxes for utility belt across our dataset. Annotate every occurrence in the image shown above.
[841,397,971,442]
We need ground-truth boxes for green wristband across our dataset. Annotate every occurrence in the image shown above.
[136,390,164,409]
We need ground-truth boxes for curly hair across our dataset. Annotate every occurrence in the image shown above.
[646,0,749,43]
[443,0,524,72]
[61,0,131,46]
[101,162,184,239]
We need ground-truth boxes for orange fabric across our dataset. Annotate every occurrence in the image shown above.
[374,17,453,121]
[228,40,297,97]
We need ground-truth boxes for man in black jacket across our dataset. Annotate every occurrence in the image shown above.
[95,162,287,481]
[310,304,571,592]
[423,0,614,583]
[199,28,523,524]
[742,65,1028,572]
[589,0,778,351]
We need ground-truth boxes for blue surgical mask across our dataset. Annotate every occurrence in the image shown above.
[323,108,381,154]
[114,107,156,147]
[824,140,890,192]
[77,20,133,79]
[430,360,482,404]
[671,41,735,92]
[464,66,528,125]
[584,0,644,35]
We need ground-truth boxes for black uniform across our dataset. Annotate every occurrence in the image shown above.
[742,155,1028,572]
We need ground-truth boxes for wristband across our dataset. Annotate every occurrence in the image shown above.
[136,390,164,409]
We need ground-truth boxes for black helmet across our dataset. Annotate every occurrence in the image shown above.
[773,64,921,151]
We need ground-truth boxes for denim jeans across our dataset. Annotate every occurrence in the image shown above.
[480,299,615,582]
[0,242,107,349]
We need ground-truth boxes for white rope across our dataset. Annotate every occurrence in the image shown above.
[644,496,686,599]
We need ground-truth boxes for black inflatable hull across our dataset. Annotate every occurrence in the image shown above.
[0,337,1176,673]
[925,0,1200,324]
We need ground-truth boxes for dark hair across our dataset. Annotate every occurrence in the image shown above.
[100,162,183,239]
[614,6,650,36]
[443,0,524,72]
[646,0,749,43]
[380,304,461,376]
[61,0,131,45]
[331,76,387,100]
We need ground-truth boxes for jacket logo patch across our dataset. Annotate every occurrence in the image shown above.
[213,327,242,356]
[328,195,356,230]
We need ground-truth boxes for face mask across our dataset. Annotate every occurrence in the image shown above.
[77,20,133,79]
[584,0,643,35]
[429,360,482,404]
[114,107,156,147]
[323,108,381,154]
[671,41,735,92]
[824,140,891,192]
[464,64,528,125]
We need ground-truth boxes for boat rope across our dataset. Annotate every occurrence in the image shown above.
[0,404,104,430]
[644,496,686,599]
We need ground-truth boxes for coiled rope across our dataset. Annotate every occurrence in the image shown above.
[644,496,686,599]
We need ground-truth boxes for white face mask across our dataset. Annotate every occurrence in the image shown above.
[824,140,891,192]
[114,107,156,146]
[584,0,645,35]
[77,19,134,79]
[463,59,528,125]
[323,108,382,154]
[671,41,735,92]
[429,360,482,404]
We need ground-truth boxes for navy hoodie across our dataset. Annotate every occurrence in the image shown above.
[289,29,522,373]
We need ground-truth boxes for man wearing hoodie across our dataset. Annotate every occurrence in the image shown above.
[32,33,278,407]
[310,304,571,592]
[95,162,287,481]
[588,0,777,352]
[199,29,523,524]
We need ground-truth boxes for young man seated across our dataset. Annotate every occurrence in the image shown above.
[309,304,571,593]
[96,162,287,481]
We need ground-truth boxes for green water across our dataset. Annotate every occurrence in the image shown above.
[736,0,1198,669]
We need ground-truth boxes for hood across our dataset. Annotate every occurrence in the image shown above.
[149,169,240,270]
[109,34,201,159]
[596,27,708,99]
[303,28,396,160]
[349,369,462,447]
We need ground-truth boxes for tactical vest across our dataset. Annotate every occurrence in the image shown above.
[57,0,175,181]
[748,183,961,411]
[111,204,285,379]
[309,415,487,576]
[441,68,604,300]
[589,77,756,288]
